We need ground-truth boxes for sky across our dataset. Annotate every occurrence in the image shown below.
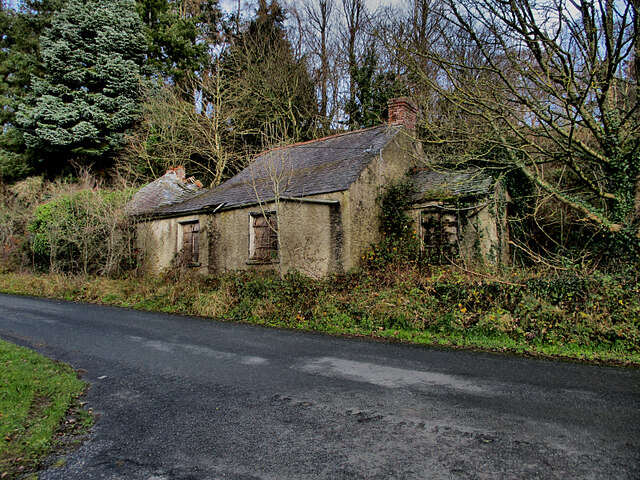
[3,0,402,9]
[220,0,403,16]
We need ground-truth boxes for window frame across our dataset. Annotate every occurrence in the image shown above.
[248,211,279,264]
[419,206,459,261]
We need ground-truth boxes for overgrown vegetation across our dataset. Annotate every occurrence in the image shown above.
[2,0,638,253]
[1,266,638,366]
[0,339,91,479]
[360,181,420,269]
[384,0,640,253]
[0,3,637,477]
[0,0,638,371]
[29,188,136,275]
[0,172,137,275]
[1,174,638,367]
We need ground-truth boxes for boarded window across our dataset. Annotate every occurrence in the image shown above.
[181,221,200,265]
[421,208,458,260]
[250,213,278,262]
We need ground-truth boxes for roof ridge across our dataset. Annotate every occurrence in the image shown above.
[254,124,395,157]
[134,124,403,216]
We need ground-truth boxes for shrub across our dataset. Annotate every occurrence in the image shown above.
[28,188,137,275]
[1,265,639,363]
[0,177,46,272]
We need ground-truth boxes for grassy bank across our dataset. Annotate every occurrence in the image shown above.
[0,340,91,479]
[1,266,639,366]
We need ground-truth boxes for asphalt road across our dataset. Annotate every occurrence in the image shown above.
[0,294,639,480]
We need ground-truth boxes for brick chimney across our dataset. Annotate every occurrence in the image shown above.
[387,97,417,129]
[165,165,186,180]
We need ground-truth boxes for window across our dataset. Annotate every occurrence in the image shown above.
[421,207,458,260]
[181,221,200,265]
[249,212,278,263]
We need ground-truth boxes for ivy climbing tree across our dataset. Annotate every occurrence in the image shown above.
[220,0,317,154]
[136,0,221,89]
[17,0,146,171]
[345,45,407,130]
[384,0,640,258]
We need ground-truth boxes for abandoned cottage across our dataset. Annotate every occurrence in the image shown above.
[127,99,509,278]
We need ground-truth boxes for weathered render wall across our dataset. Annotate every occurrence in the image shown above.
[207,193,345,278]
[137,197,345,278]
[345,130,421,267]
[458,200,500,267]
[459,186,510,267]
[137,127,423,277]
[137,214,209,273]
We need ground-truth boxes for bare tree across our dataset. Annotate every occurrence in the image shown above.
[341,0,367,128]
[305,0,335,125]
[289,0,400,131]
[245,123,296,272]
[118,71,245,187]
[385,0,640,246]
[219,3,317,153]
[288,0,345,131]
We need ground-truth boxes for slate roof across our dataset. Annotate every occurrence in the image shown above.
[126,170,205,216]
[410,169,496,202]
[144,124,402,216]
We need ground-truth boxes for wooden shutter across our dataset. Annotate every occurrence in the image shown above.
[252,214,277,261]
[182,222,199,264]
[421,208,458,263]
[422,209,457,248]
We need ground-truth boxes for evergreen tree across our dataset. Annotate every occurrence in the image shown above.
[136,0,221,88]
[221,0,316,152]
[17,0,146,170]
[345,45,407,129]
[0,0,66,181]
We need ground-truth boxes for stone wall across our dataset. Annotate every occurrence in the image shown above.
[206,197,343,279]
[346,129,421,267]
[409,187,509,268]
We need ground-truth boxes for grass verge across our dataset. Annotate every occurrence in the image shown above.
[0,266,639,367]
[0,340,91,479]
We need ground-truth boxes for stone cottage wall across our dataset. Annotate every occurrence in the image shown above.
[409,189,509,268]
[135,126,424,277]
[136,213,209,273]
[345,129,421,267]
[205,197,343,279]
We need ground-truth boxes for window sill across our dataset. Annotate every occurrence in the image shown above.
[246,259,279,265]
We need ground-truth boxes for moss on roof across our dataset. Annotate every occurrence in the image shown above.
[410,169,497,202]
[146,124,402,216]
